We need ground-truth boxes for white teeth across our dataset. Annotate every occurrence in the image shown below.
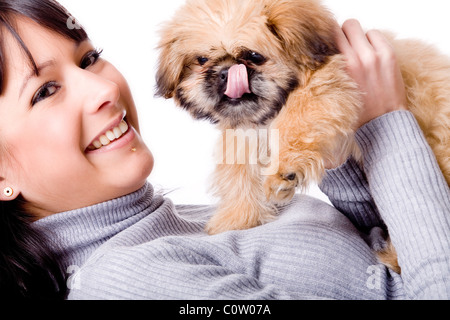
[106,130,116,141]
[119,121,128,133]
[113,127,122,139]
[88,120,129,151]
[99,135,111,146]
[93,140,102,149]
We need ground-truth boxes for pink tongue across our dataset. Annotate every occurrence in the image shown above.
[224,64,251,99]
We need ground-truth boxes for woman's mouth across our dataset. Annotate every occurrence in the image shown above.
[86,120,129,152]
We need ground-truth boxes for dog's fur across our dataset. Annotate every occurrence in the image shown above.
[156,0,450,273]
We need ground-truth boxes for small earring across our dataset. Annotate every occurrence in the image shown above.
[3,187,13,197]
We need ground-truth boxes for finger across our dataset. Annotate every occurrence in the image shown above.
[342,19,373,56]
[334,22,353,56]
[366,29,399,75]
[366,29,394,55]
[335,21,362,70]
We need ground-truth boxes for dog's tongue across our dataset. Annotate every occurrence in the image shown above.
[224,64,251,99]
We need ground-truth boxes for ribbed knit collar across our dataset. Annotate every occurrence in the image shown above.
[33,182,164,268]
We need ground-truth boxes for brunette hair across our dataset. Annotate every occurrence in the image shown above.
[0,0,88,299]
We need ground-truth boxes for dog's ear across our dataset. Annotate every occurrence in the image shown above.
[265,0,339,70]
[155,32,186,99]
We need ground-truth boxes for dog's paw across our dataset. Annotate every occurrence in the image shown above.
[264,171,301,204]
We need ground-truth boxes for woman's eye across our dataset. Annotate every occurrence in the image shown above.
[80,49,103,69]
[31,82,61,106]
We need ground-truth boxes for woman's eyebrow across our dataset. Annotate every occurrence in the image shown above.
[19,60,56,98]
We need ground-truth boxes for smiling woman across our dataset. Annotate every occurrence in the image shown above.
[0,12,154,217]
[0,0,154,298]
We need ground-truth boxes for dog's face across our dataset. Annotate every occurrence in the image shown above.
[156,0,338,128]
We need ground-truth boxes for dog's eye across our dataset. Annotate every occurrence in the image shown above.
[197,57,209,66]
[246,52,266,65]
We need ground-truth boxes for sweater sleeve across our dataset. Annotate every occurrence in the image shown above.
[355,110,450,299]
[319,157,385,232]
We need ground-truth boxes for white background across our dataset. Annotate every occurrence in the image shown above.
[59,0,450,205]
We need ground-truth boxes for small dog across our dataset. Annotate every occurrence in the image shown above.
[156,0,450,273]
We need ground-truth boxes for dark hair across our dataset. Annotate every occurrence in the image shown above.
[0,0,88,299]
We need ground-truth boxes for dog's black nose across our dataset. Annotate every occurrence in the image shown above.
[219,68,228,83]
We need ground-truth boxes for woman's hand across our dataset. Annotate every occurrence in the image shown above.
[336,19,408,129]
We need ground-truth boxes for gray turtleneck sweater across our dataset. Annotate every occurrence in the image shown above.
[34,111,450,300]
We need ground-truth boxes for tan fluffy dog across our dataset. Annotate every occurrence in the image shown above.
[156,0,450,273]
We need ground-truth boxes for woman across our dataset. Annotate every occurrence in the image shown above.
[0,0,448,300]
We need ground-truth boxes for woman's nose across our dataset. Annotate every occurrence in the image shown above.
[71,67,121,114]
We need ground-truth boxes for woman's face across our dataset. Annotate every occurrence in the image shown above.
[0,18,154,218]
